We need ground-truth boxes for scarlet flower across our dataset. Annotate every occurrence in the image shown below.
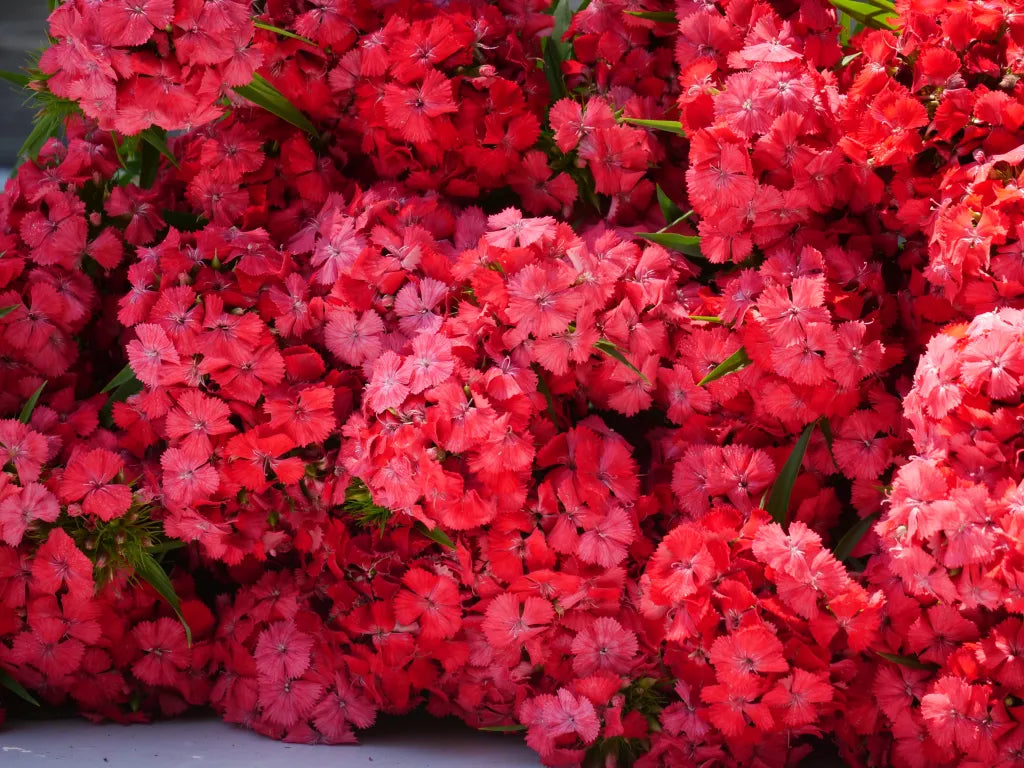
[254,621,315,682]
[481,593,553,652]
[648,523,717,603]
[393,568,462,640]
[570,617,638,677]
[126,323,181,388]
[132,617,190,687]
[160,445,220,507]
[0,420,49,484]
[30,528,93,597]
[258,676,325,728]
[265,386,336,447]
[382,70,458,144]
[59,448,132,521]
[762,669,833,727]
[506,263,582,339]
[98,0,174,47]
[709,625,790,683]
[165,391,234,455]
[0,483,60,546]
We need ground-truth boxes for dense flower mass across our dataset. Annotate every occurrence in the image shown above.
[1,0,1024,766]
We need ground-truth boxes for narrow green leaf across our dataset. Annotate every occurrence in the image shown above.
[765,422,815,526]
[162,210,208,232]
[622,117,685,135]
[18,381,46,424]
[688,315,723,324]
[132,550,192,646]
[253,20,316,45]
[416,522,456,550]
[479,724,527,733]
[595,338,649,384]
[656,185,682,226]
[833,513,879,561]
[0,304,21,319]
[0,670,39,707]
[624,10,677,22]
[827,0,897,30]
[138,127,180,169]
[697,347,750,386]
[541,37,566,102]
[532,363,561,430]
[102,364,139,394]
[635,232,702,257]
[840,51,863,67]
[139,135,160,189]
[551,0,574,58]
[234,73,320,139]
[19,111,61,161]
[0,70,30,89]
[818,417,839,471]
[876,651,938,671]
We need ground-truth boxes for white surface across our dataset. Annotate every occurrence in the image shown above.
[0,716,540,768]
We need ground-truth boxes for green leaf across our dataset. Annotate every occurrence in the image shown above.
[635,232,702,257]
[688,315,723,324]
[0,304,21,319]
[0,70,30,89]
[764,422,815,526]
[18,381,46,424]
[162,210,208,232]
[624,10,677,22]
[595,338,649,384]
[833,513,879,561]
[138,135,160,189]
[541,36,567,102]
[415,522,456,550]
[840,51,863,67]
[253,20,316,45]
[234,73,320,139]
[102,364,139,394]
[828,0,897,30]
[0,670,39,707]
[697,347,751,386]
[19,111,62,161]
[551,0,574,58]
[656,185,682,226]
[479,724,527,733]
[138,127,180,169]
[818,417,839,471]
[532,363,561,430]
[622,117,685,135]
[131,550,192,646]
[876,651,938,671]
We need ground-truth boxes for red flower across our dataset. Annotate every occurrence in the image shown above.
[382,70,458,144]
[30,528,93,597]
[709,625,790,683]
[132,618,190,687]
[393,568,462,640]
[254,620,315,682]
[59,449,132,521]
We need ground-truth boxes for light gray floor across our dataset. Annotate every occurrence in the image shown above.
[0,716,540,768]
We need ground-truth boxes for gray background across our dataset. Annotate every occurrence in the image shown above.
[0,2,49,167]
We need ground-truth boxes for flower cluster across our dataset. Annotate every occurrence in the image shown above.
[1,0,1024,767]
